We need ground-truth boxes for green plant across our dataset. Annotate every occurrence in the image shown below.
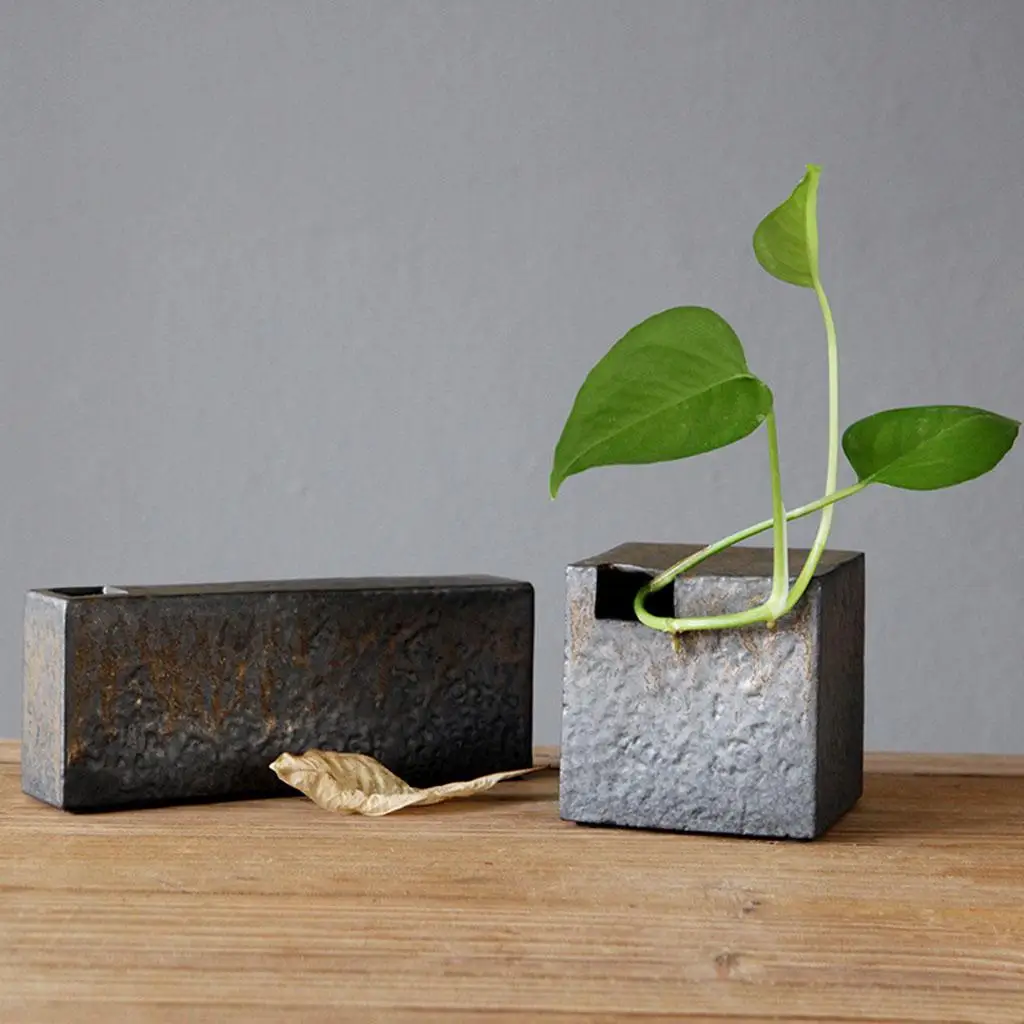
[550,165,1019,636]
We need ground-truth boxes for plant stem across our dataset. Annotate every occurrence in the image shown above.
[765,409,789,618]
[779,275,840,614]
[632,163,847,635]
[632,481,867,633]
[632,411,789,633]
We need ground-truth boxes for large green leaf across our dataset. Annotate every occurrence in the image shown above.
[842,405,1019,490]
[549,307,773,497]
[753,165,821,288]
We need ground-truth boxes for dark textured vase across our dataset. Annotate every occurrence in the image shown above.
[23,575,534,811]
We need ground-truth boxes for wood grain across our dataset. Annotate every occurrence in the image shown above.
[2,741,1023,1023]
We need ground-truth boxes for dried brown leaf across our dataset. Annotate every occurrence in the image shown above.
[269,750,540,816]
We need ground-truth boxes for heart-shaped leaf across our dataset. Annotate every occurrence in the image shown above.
[753,165,821,288]
[842,405,1019,490]
[550,306,773,496]
[270,750,540,815]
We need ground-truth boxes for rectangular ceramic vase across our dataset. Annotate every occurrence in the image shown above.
[23,575,534,811]
[560,543,864,839]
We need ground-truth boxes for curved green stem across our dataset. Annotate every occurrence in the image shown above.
[634,411,789,633]
[632,163,848,635]
[780,276,840,614]
[765,409,789,618]
[633,481,867,633]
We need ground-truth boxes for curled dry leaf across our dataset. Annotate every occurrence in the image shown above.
[269,750,541,816]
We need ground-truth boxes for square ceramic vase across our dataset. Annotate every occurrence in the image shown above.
[560,543,864,839]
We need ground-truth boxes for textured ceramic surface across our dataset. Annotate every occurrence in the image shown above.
[560,544,864,839]
[23,576,534,811]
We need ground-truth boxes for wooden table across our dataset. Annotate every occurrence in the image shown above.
[2,741,1023,1023]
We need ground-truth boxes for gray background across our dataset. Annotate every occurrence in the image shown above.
[2,1,1021,750]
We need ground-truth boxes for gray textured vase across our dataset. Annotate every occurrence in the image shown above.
[23,575,534,811]
[560,543,864,839]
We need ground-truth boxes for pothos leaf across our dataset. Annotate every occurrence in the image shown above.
[842,405,1019,490]
[550,307,773,497]
[753,165,821,288]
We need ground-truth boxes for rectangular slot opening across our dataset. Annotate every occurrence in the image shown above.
[49,587,107,597]
[594,567,674,622]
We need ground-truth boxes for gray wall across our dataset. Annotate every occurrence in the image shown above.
[2,1,1022,750]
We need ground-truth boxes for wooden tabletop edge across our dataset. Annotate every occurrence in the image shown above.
[2,740,1022,776]
[863,751,1024,776]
